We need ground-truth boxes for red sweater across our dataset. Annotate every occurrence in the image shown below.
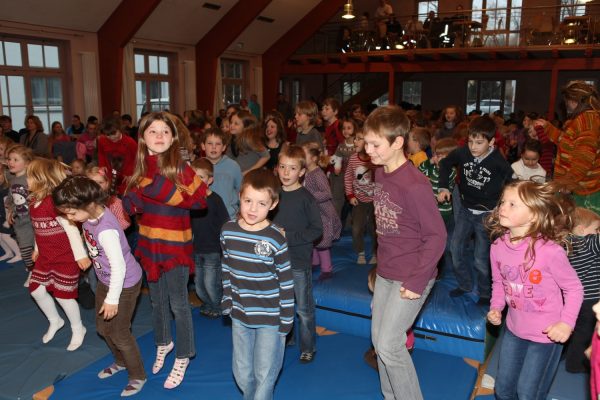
[98,134,138,195]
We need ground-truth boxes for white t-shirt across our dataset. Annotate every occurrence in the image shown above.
[511,159,547,183]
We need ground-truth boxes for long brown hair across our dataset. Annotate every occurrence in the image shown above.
[126,111,184,193]
[486,180,575,268]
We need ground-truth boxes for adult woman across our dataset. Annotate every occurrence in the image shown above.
[20,115,49,157]
[535,80,600,212]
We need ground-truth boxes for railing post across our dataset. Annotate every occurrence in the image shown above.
[547,65,559,120]
[388,70,395,105]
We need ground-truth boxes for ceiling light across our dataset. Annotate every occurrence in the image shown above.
[342,1,355,20]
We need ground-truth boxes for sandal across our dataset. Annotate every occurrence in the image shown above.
[164,357,189,389]
[152,341,174,374]
[98,362,126,379]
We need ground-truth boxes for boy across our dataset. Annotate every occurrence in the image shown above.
[221,169,294,400]
[97,117,137,195]
[407,127,431,168]
[272,145,323,363]
[294,101,323,149]
[190,158,229,318]
[364,105,446,400]
[321,98,344,157]
[511,139,546,183]
[438,115,512,304]
[201,128,242,219]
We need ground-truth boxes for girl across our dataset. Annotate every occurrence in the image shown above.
[27,158,90,351]
[86,166,130,230]
[294,101,323,149]
[302,141,342,280]
[486,180,583,400]
[6,145,36,284]
[71,158,87,176]
[53,176,146,397]
[123,111,209,389]
[226,110,257,160]
[435,105,466,140]
[49,121,77,165]
[229,111,268,175]
[264,113,288,171]
[332,118,357,226]
[0,163,21,263]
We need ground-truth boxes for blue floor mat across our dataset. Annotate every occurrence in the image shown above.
[53,315,478,400]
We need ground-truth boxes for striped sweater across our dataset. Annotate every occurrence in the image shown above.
[123,155,208,282]
[220,220,294,334]
[545,110,600,195]
[568,234,600,301]
[418,158,456,220]
[344,153,376,203]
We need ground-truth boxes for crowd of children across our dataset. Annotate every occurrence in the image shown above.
[0,78,599,400]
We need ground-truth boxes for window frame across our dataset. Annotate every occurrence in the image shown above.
[134,49,176,117]
[221,58,248,107]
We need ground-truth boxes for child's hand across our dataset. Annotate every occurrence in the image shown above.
[543,321,572,343]
[77,257,92,271]
[437,190,451,203]
[487,309,502,325]
[349,198,359,206]
[99,302,118,320]
[399,286,421,300]
[32,250,39,262]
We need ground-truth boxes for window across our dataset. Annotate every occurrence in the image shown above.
[342,81,360,103]
[221,59,246,106]
[402,81,422,106]
[418,1,438,22]
[292,80,301,106]
[466,79,516,115]
[135,51,173,117]
[471,0,522,46]
[0,38,65,131]
[560,0,587,20]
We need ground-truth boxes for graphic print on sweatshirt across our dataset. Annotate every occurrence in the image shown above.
[373,183,402,235]
[462,161,492,191]
[354,165,374,198]
[83,228,106,278]
[10,184,29,216]
[498,260,546,313]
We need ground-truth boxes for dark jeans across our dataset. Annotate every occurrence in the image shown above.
[193,252,223,314]
[96,279,146,380]
[495,329,562,400]
[450,206,491,298]
[291,268,316,354]
[351,200,376,255]
[565,299,596,373]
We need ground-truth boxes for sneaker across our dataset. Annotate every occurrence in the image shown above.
[356,253,366,265]
[318,272,333,281]
[98,363,126,379]
[300,351,315,363]
[368,255,377,264]
[449,288,468,298]
[121,379,146,397]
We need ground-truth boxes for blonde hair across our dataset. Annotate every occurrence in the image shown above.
[86,165,114,194]
[27,158,67,202]
[295,101,319,126]
[126,111,184,193]
[7,144,34,164]
[486,180,575,268]
[301,141,329,169]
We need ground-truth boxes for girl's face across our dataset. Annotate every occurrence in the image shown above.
[304,148,317,168]
[498,186,533,237]
[230,115,244,136]
[220,119,230,133]
[143,120,174,155]
[71,162,85,176]
[342,121,355,139]
[60,205,94,224]
[354,133,365,153]
[265,120,278,140]
[7,152,27,176]
[521,150,540,169]
[445,108,457,122]
[88,173,110,192]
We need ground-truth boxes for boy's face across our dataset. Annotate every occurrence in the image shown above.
[239,186,277,230]
[407,132,420,155]
[364,131,403,167]
[278,156,305,190]
[432,151,449,166]
[295,112,310,129]
[467,135,493,158]
[193,168,214,186]
[521,150,540,169]
[321,104,337,122]
[574,220,600,236]
[201,135,225,163]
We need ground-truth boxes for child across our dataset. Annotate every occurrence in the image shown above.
[302,142,342,280]
[201,128,242,219]
[27,158,91,351]
[220,169,294,399]
[6,145,35,282]
[272,145,323,363]
[407,127,430,168]
[86,166,130,231]
[190,158,229,318]
[123,111,209,389]
[486,180,583,399]
[264,113,288,171]
[294,101,323,148]
[53,176,146,397]
[363,105,446,400]
[344,131,377,265]
[97,117,138,196]
[0,136,14,165]
[331,118,357,223]
[0,163,21,262]
[71,158,87,176]
[563,207,600,373]
[321,98,344,157]
[234,125,270,175]
[438,115,513,304]
[511,138,547,183]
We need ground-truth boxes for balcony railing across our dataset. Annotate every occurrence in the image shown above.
[295,4,600,55]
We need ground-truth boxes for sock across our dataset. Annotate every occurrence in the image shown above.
[319,249,332,273]
[56,297,86,351]
[31,286,64,343]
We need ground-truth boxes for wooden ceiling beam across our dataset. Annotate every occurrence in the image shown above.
[97,0,162,116]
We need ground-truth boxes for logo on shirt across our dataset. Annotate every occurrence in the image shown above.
[83,228,101,270]
[254,240,272,257]
[373,184,403,235]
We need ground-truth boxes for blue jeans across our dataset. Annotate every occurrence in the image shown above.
[371,275,435,400]
[495,329,562,400]
[292,268,316,354]
[232,320,285,400]
[148,266,195,358]
[193,252,222,314]
[450,205,491,298]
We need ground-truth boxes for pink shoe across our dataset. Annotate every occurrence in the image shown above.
[164,357,189,389]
